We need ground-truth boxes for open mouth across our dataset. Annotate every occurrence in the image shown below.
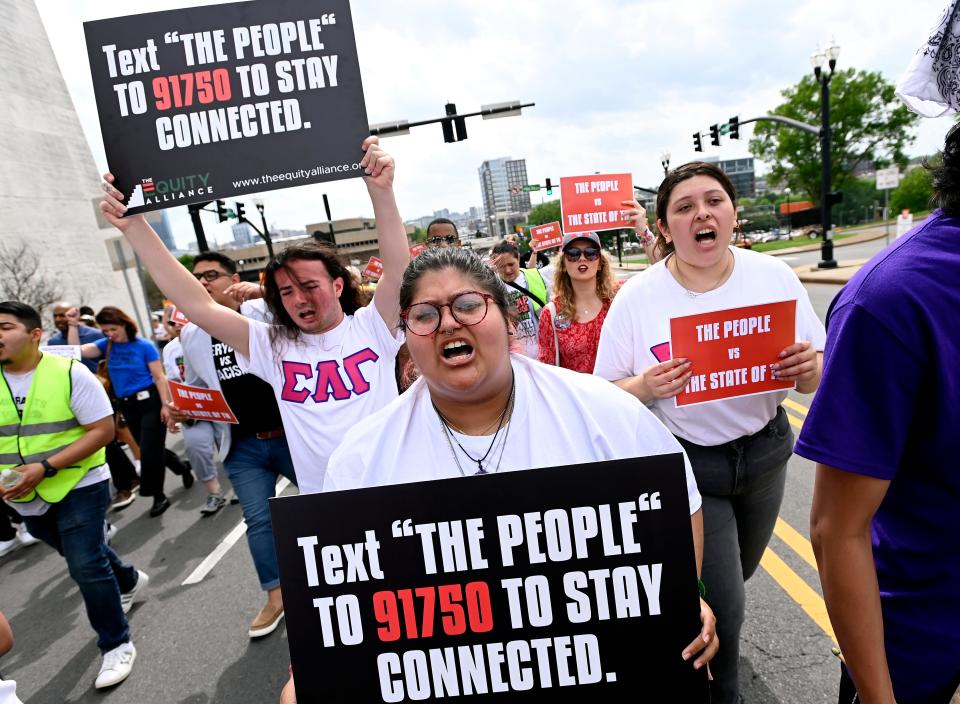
[297,309,317,323]
[695,228,717,243]
[577,264,589,273]
[442,340,474,360]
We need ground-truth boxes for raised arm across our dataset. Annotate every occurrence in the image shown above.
[361,136,409,330]
[99,176,251,357]
[65,308,103,359]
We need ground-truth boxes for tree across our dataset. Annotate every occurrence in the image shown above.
[527,200,561,227]
[409,227,428,244]
[177,254,196,271]
[750,69,918,203]
[890,166,935,213]
[0,241,63,314]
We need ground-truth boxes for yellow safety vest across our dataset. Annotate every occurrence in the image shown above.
[520,268,548,314]
[0,353,105,503]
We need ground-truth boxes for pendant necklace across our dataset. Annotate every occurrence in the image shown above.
[671,250,733,299]
[433,373,516,476]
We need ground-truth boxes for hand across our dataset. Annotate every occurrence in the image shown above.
[99,173,148,232]
[641,358,692,400]
[621,199,648,231]
[165,402,187,425]
[160,405,172,428]
[772,340,818,384]
[65,307,81,328]
[526,250,538,268]
[1,463,44,501]
[360,136,394,191]
[682,597,719,671]
[223,281,263,303]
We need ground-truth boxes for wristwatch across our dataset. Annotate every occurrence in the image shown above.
[41,459,58,478]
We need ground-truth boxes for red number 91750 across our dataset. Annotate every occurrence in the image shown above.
[372,582,493,642]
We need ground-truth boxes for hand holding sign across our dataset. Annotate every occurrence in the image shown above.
[771,340,819,385]
[360,136,393,191]
[643,358,693,401]
[100,173,145,231]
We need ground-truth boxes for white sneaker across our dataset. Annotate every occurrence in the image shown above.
[105,523,118,545]
[120,570,149,614]
[0,537,19,558]
[95,641,136,689]
[16,524,39,547]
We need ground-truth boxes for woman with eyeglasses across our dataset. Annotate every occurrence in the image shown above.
[71,306,193,517]
[537,231,620,373]
[320,247,718,671]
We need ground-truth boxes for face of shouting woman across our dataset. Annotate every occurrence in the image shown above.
[658,175,736,271]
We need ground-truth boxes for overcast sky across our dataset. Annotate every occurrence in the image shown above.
[36,0,956,248]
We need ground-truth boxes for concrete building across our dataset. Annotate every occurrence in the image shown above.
[479,157,531,237]
[152,210,177,251]
[1,0,149,328]
[703,156,757,199]
[231,221,257,246]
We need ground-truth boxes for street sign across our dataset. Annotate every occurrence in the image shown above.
[522,184,541,192]
[876,167,901,190]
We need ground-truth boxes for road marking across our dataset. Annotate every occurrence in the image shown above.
[181,477,291,586]
[786,414,804,430]
[760,547,837,644]
[783,398,809,417]
[773,517,817,571]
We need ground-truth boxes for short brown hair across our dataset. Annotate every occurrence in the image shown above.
[654,162,739,259]
[95,306,138,339]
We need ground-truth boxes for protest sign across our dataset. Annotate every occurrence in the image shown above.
[271,456,709,702]
[559,174,633,235]
[168,380,238,423]
[530,221,564,251]
[363,256,384,280]
[170,305,190,326]
[40,346,81,360]
[670,300,797,407]
[409,242,428,258]
[84,0,369,215]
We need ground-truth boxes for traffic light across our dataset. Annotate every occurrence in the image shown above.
[215,199,228,222]
[729,116,740,140]
[545,178,553,195]
[709,124,721,147]
[235,201,246,220]
[693,132,703,152]
[441,102,467,143]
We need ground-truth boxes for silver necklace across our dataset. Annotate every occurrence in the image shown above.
[434,375,516,476]
[671,251,732,299]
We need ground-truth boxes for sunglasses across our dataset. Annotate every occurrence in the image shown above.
[564,247,601,262]
[192,270,229,282]
[400,291,494,336]
[428,235,458,246]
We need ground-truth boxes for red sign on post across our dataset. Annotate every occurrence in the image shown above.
[170,306,190,326]
[362,256,383,281]
[559,173,633,234]
[530,221,564,251]
[409,242,427,258]
[670,300,797,407]
[168,381,239,423]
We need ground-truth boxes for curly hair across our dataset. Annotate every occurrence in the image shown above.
[931,123,960,217]
[551,249,619,322]
[262,241,364,345]
[654,161,739,260]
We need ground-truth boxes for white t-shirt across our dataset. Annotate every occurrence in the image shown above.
[3,360,114,516]
[237,300,404,494]
[326,354,701,515]
[503,269,551,359]
[594,246,826,446]
[162,337,185,382]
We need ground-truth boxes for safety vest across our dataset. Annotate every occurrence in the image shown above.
[0,353,105,503]
[520,268,548,315]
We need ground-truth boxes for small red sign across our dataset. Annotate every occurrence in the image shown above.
[530,221,564,251]
[559,173,633,234]
[409,243,427,258]
[170,306,189,326]
[670,300,797,406]
[168,381,239,423]
[362,256,384,281]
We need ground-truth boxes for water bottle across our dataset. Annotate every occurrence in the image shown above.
[0,468,22,489]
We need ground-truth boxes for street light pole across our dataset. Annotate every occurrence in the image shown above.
[660,150,671,177]
[812,40,840,269]
[252,198,274,259]
[785,187,792,236]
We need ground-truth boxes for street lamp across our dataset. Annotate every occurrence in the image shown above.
[660,150,671,177]
[785,187,792,237]
[811,39,840,268]
[251,197,275,259]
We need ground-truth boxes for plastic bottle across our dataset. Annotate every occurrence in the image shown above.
[0,468,22,489]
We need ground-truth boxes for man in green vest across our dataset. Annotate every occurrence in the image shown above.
[489,238,552,359]
[0,302,148,690]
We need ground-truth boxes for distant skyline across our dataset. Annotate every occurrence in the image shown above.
[37,0,955,249]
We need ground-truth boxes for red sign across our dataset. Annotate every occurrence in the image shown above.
[559,173,633,234]
[168,381,238,423]
[409,242,427,258]
[362,256,383,281]
[170,306,190,326]
[670,300,797,407]
[530,221,564,251]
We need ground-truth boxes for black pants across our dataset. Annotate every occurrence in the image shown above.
[105,439,139,492]
[117,385,187,500]
[0,501,22,541]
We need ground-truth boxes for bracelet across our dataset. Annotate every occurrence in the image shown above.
[638,227,656,246]
[697,579,706,598]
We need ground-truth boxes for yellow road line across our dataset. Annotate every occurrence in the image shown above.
[760,547,837,644]
[783,398,809,417]
[786,413,804,430]
[773,518,818,571]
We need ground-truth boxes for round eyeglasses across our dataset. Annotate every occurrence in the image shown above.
[400,291,494,336]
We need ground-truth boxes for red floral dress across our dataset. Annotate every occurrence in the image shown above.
[537,298,613,373]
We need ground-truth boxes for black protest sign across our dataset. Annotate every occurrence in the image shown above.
[83,0,368,215]
[271,455,709,702]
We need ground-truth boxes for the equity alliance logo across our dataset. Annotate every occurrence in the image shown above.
[127,173,212,208]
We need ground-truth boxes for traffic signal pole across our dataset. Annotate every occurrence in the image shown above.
[187,201,211,252]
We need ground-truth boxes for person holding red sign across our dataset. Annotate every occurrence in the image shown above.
[537,231,621,372]
[594,162,825,704]
[322,248,718,678]
[98,137,407,499]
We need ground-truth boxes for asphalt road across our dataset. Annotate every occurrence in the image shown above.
[0,239,890,704]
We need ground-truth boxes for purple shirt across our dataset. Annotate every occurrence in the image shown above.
[795,210,960,702]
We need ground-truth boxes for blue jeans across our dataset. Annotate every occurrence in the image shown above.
[675,405,793,704]
[224,434,297,591]
[23,481,137,653]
